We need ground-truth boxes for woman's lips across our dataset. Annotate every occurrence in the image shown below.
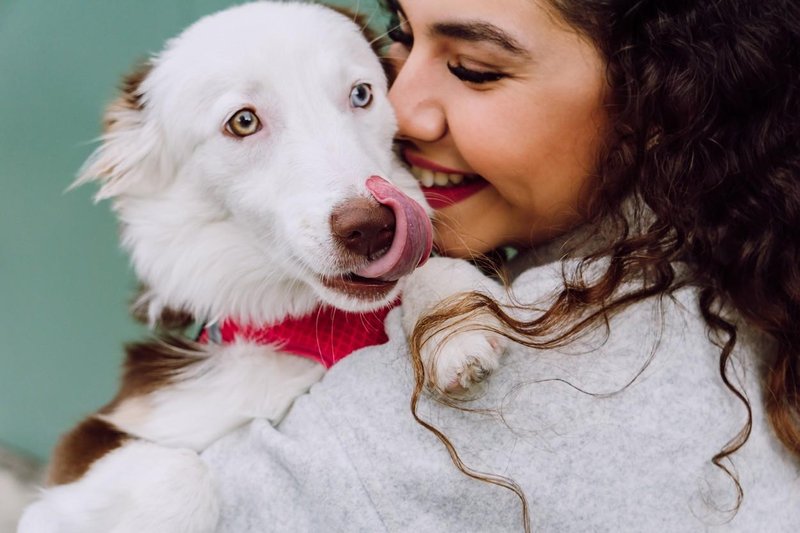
[402,149,489,209]
[403,150,468,174]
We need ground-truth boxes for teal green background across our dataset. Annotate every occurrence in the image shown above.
[0,0,384,460]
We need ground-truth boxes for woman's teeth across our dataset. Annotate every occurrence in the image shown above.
[409,165,472,188]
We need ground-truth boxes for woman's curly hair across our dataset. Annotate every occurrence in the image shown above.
[552,0,800,461]
[395,0,799,524]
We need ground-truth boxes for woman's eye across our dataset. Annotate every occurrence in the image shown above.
[350,83,373,108]
[226,109,261,137]
[447,63,507,85]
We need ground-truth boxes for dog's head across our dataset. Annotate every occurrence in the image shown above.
[75,2,432,324]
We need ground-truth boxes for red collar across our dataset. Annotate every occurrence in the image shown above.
[200,301,398,368]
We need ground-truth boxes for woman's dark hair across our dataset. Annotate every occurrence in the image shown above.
[383,0,799,526]
[546,0,800,458]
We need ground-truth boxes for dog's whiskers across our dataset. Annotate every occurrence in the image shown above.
[358,310,371,333]
[323,306,335,367]
[355,2,381,38]
[369,20,405,47]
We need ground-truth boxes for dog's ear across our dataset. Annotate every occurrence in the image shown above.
[73,62,164,201]
[326,5,397,83]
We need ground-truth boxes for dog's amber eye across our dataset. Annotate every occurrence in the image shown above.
[226,109,261,137]
[350,83,373,109]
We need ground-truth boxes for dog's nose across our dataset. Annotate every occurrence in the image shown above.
[330,198,395,260]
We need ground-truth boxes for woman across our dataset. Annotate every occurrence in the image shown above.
[203,0,799,530]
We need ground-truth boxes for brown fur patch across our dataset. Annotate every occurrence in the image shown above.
[106,336,205,405]
[49,337,205,485]
[130,284,195,331]
[47,417,129,486]
[156,308,195,330]
[102,61,152,132]
[120,62,152,109]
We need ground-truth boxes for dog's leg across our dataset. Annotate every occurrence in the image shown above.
[102,341,326,451]
[401,257,509,394]
[19,441,218,533]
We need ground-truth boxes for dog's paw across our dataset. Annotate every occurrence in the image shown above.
[422,321,507,396]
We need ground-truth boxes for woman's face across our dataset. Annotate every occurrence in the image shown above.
[387,0,609,257]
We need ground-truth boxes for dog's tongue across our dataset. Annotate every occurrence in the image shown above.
[356,176,433,281]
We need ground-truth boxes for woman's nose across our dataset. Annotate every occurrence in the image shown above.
[387,43,447,143]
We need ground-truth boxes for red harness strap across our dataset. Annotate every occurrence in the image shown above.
[201,301,398,368]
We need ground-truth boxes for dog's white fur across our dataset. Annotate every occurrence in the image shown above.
[19,3,505,532]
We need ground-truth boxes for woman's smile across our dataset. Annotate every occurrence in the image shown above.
[401,148,489,209]
[387,0,608,256]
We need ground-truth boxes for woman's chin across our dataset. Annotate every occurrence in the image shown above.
[430,188,511,257]
[431,209,502,258]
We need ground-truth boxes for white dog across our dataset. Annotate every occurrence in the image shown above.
[19,3,505,532]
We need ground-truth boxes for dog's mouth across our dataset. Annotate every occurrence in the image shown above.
[354,176,433,280]
[320,273,398,301]
[318,176,432,302]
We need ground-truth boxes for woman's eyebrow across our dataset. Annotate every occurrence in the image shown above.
[431,21,530,57]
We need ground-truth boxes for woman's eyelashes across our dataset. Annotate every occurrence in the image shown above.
[387,12,413,47]
[386,8,506,85]
[447,63,507,84]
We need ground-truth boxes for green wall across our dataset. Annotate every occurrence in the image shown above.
[0,0,383,460]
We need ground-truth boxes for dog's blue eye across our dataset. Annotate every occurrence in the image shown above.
[350,83,373,109]
[226,108,261,137]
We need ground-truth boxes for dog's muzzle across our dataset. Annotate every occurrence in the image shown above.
[330,176,432,282]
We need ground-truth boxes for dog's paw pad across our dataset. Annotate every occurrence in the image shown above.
[425,330,506,396]
[444,356,494,395]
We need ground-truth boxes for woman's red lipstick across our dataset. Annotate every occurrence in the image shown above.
[402,149,489,209]
[403,150,468,174]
